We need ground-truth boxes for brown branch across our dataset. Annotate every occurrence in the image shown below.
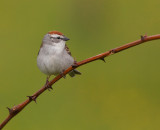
[0,34,160,129]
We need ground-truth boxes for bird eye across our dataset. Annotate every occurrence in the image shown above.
[57,37,60,39]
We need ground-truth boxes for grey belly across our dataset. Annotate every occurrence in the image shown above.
[37,54,74,76]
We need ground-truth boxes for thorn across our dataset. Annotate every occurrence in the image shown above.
[45,84,53,91]
[27,96,32,101]
[48,85,53,89]
[100,58,106,63]
[27,96,37,103]
[7,107,11,113]
[141,35,144,41]
[141,35,147,41]
[111,49,116,54]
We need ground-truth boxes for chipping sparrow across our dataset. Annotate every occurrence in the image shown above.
[37,31,81,84]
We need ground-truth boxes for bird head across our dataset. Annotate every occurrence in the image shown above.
[42,31,70,46]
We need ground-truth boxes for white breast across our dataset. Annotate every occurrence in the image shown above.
[37,42,74,76]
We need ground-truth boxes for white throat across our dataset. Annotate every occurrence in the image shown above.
[41,40,66,56]
[52,40,66,52]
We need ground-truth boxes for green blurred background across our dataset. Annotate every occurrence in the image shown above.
[0,0,160,129]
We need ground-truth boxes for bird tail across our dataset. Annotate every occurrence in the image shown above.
[69,69,81,77]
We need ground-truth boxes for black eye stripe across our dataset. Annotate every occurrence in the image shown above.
[50,36,61,41]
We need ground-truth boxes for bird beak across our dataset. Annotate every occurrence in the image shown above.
[62,36,70,41]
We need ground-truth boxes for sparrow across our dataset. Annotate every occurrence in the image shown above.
[37,31,81,85]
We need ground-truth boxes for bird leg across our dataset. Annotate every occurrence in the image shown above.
[45,76,53,90]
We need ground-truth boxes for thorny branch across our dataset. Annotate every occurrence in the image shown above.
[0,34,160,129]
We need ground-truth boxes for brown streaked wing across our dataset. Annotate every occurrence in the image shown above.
[65,44,72,56]
[65,44,77,62]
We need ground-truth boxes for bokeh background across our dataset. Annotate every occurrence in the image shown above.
[0,0,160,129]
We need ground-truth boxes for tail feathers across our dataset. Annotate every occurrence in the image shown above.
[69,69,81,77]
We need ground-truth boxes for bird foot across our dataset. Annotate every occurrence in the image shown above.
[45,79,53,91]
[61,72,66,79]
[72,61,78,68]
